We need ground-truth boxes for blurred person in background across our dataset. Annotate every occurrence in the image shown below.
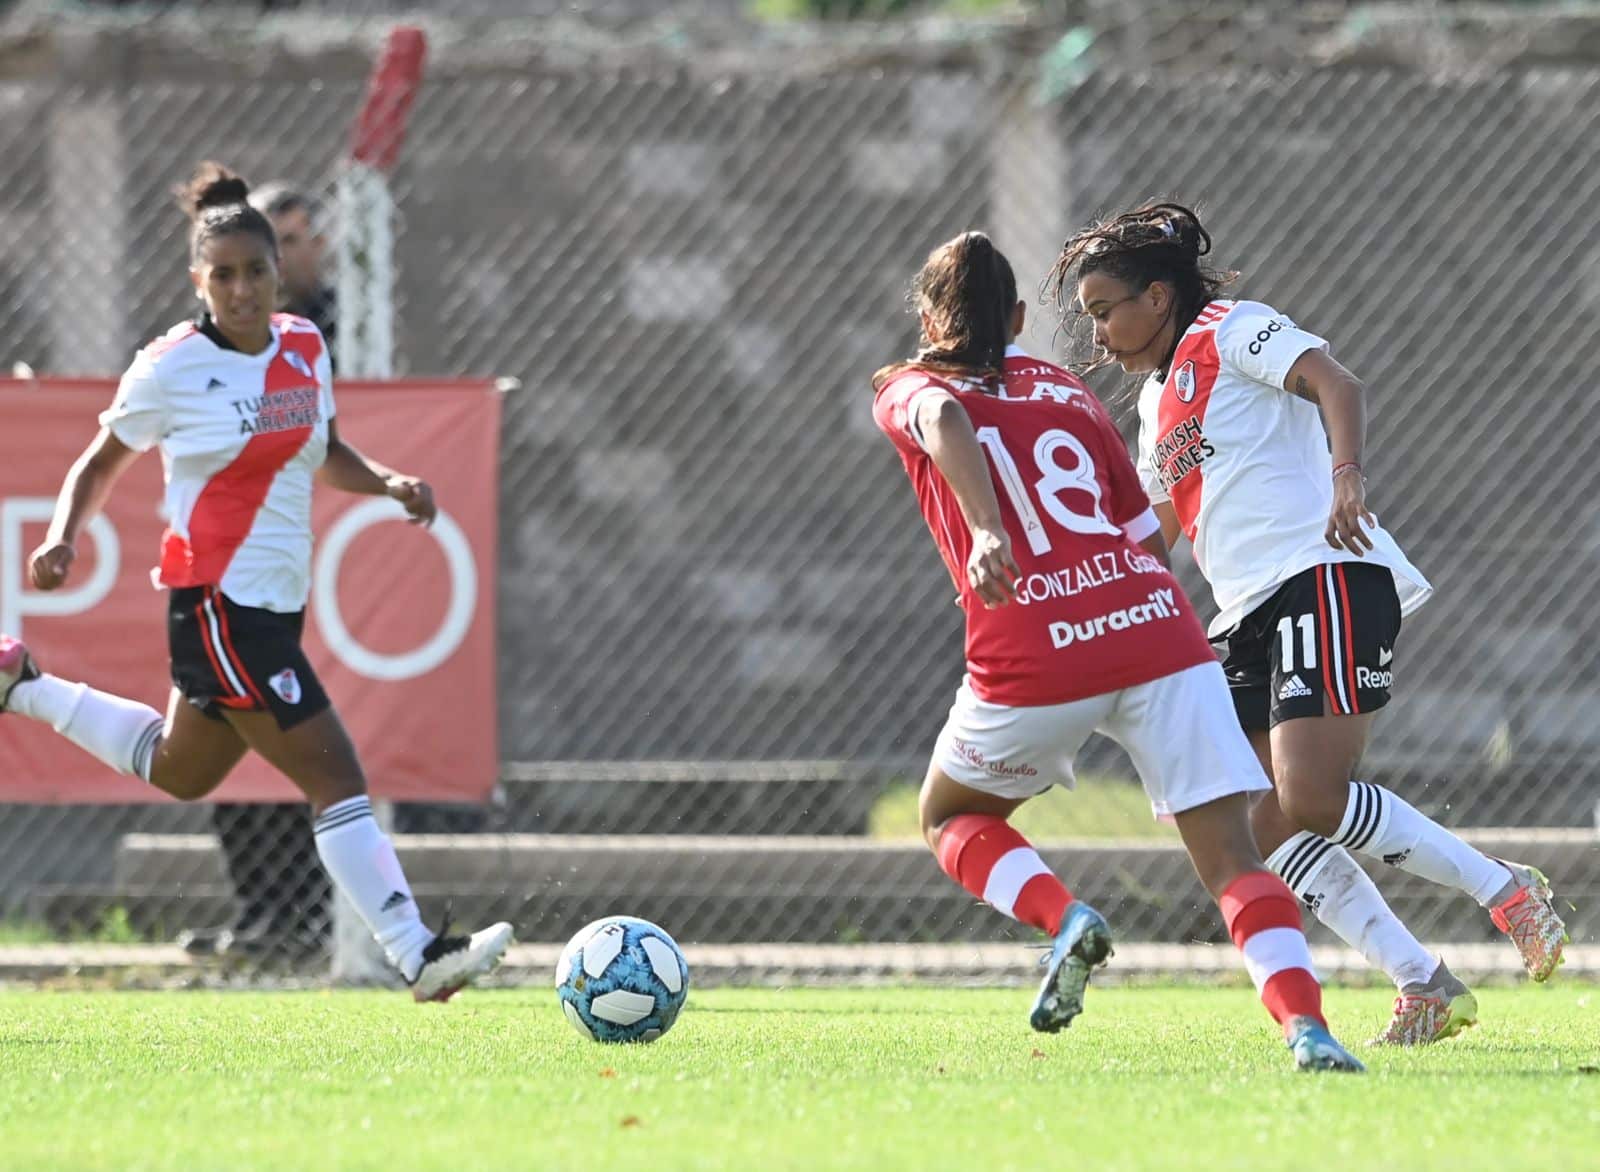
[871,231,1363,1072]
[1,161,510,1000]
[1049,201,1568,1045]
[252,184,336,354]
[182,181,338,965]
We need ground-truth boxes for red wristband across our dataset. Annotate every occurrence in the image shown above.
[1332,462,1362,481]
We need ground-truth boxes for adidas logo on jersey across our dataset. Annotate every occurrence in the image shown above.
[1277,674,1314,701]
[206,377,226,391]
[380,891,411,913]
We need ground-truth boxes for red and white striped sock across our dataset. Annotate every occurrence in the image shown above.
[936,814,1073,936]
[1220,871,1325,1032]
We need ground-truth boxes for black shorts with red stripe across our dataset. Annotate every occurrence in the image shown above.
[168,586,331,731]
[1221,561,1403,732]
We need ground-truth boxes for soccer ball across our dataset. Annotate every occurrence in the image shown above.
[556,916,689,1043]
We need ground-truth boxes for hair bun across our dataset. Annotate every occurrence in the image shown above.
[196,176,250,209]
[175,161,251,219]
[1154,204,1209,260]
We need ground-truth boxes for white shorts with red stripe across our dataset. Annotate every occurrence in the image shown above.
[932,661,1272,818]
[1220,561,1404,731]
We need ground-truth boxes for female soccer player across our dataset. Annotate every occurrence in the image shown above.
[0,162,510,1001]
[873,231,1363,1072]
[1047,202,1567,1044]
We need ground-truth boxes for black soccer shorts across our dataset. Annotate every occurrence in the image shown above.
[1221,561,1402,732]
[168,585,331,731]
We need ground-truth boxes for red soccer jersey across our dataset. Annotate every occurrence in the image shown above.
[874,346,1216,706]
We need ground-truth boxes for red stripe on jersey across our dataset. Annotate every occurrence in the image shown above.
[159,332,325,590]
[1335,564,1360,713]
[1156,330,1221,541]
[1315,570,1342,714]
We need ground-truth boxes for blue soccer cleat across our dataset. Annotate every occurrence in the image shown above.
[1029,901,1113,1033]
[1287,1016,1366,1073]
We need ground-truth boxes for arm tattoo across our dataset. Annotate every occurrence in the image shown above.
[1291,373,1314,402]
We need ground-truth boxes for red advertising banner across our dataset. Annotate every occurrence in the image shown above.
[0,379,499,803]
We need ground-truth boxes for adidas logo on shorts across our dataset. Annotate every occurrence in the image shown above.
[1277,673,1314,701]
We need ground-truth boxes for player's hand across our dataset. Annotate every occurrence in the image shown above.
[29,542,76,591]
[967,527,1020,608]
[1326,469,1375,555]
[386,476,437,526]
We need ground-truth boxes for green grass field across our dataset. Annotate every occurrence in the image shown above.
[1,985,1595,1171]
[870,776,1176,840]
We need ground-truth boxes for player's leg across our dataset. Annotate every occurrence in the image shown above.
[921,682,1112,1032]
[1,634,168,783]
[1226,607,1451,1006]
[1269,563,1565,980]
[0,631,252,799]
[217,701,507,999]
[1110,661,1361,1072]
[920,767,1062,937]
[194,589,509,999]
[1246,727,1472,1044]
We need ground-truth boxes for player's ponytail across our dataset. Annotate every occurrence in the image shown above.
[175,161,278,264]
[872,231,1019,393]
[1046,200,1237,372]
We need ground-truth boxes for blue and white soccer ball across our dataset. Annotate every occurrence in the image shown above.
[555,916,689,1043]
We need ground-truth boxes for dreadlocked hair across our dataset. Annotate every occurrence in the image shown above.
[174,161,277,264]
[1044,201,1237,373]
[872,231,1017,393]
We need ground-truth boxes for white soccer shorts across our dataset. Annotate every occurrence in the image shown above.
[931,660,1272,817]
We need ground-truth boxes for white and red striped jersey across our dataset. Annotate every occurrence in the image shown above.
[875,346,1216,707]
[100,313,334,613]
[1135,299,1431,637]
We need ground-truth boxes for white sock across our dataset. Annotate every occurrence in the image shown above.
[8,673,163,781]
[1333,782,1511,906]
[1266,830,1438,989]
[313,795,433,980]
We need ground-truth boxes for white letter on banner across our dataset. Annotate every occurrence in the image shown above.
[312,497,477,681]
[1,497,120,636]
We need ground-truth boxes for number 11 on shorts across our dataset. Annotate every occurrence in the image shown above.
[1277,613,1317,672]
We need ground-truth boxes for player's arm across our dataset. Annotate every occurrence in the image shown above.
[1282,349,1374,556]
[1140,525,1174,569]
[28,428,144,591]
[914,391,1020,608]
[1094,404,1180,563]
[319,418,437,526]
[1151,500,1181,551]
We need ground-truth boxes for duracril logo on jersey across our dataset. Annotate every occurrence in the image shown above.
[1048,587,1182,648]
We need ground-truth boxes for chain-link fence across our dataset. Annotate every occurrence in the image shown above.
[1,6,1597,970]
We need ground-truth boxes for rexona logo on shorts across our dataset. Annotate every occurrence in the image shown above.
[1356,666,1393,689]
[1049,588,1180,648]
